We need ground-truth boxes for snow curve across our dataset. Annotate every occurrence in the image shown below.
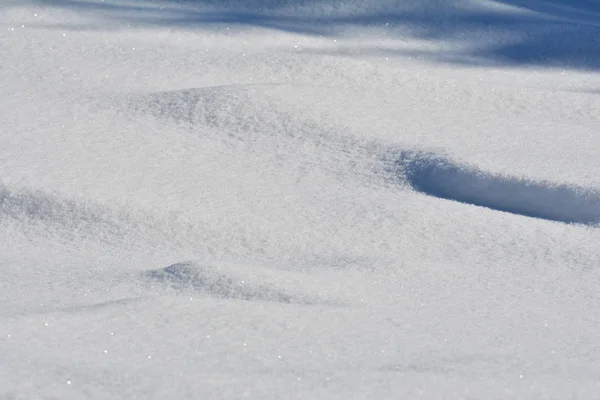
[398,151,600,225]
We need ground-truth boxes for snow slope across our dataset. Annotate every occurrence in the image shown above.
[1,0,600,398]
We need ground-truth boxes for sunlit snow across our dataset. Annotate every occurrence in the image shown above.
[1,0,600,398]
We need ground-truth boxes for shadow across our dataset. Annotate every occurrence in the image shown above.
[502,0,600,25]
[575,88,600,94]
[19,0,600,69]
[398,151,600,225]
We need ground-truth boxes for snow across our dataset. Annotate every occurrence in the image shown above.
[399,151,600,224]
[1,0,600,398]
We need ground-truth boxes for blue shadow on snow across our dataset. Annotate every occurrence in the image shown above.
[398,152,600,225]
[25,0,600,70]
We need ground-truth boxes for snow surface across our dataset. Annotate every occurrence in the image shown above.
[2,0,600,398]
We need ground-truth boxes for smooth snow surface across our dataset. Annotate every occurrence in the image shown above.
[2,0,600,398]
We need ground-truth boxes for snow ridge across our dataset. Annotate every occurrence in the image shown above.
[399,151,600,225]
[0,184,127,236]
[144,262,317,304]
[0,184,206,251]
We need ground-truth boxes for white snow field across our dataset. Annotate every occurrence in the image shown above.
[2,0,600,398]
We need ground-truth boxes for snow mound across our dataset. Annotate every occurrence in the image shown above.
[0,184,211,252]
[0,184,128,237]
[128,85,387,181]
[132,85,337,142]
[144,262,313,304]
[399,151,600,225]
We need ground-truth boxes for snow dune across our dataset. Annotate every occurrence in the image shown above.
[2,0,600,399]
